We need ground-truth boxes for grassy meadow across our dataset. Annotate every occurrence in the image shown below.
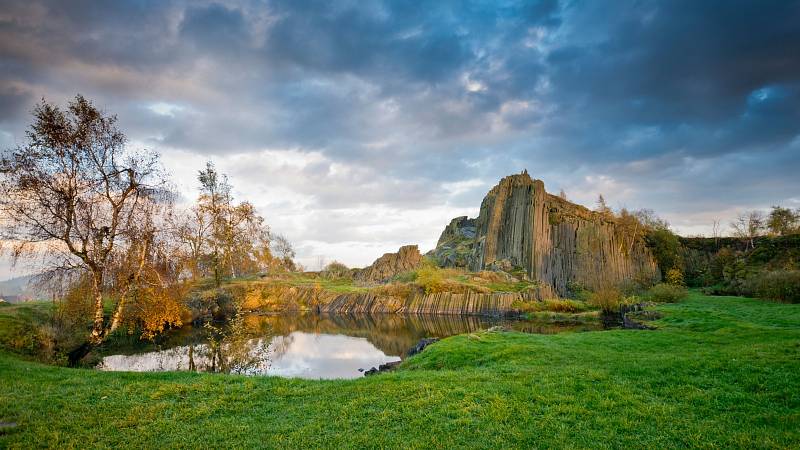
[0,291,798,448]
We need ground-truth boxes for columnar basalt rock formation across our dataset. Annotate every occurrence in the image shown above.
[355,245,423,283]
[436,172,659,296]
[238,283,539,317]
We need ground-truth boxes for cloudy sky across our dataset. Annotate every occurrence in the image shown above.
[1,0,799,277]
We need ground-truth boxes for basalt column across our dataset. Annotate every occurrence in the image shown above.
[458,172,659,297]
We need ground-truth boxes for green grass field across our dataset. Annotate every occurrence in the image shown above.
[1,291,798,448]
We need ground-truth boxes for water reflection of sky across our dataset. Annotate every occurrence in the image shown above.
[97,313,600,379]
[98,332,401,379]
[267,332,400,379]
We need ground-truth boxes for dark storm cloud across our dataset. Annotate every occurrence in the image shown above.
[0,0,798,229]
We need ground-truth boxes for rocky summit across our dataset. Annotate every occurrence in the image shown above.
[355,245,423,284]
[431,172,660,296]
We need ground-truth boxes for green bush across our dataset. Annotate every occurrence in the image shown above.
[645,283,688,303]
[540,299,588,313]
[513,298,589,314]
[588,286,623,312]
[321,261,351,279]
[748,270,800,303]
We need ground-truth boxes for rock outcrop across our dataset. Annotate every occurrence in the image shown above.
[436,216,476,246]
[433,172,660,296]
[427,216,477,268]
[355,245,423,284]
[239,282,540,317]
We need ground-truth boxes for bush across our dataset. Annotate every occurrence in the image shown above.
[415,264,446,293]
[665,268,685,286]
[588,286,623,312]
[540,299,587,313]
[321,261,351,280]
[748,270,800,303]
[645,283,688,303]
[474,271,513,283]
[512,298,588,314]
[414,263,480,294]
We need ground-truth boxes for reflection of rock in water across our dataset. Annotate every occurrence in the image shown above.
[98,313,601,378]
[245,313,598,357]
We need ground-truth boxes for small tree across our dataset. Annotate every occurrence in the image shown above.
[271,234,296,271]
[321,261,351,279]
[0,95,170,344]
[194,162,273,284]
[731,210,765,249]
[616,208,642,254]
[766,206,799,236]
[711,219,720,245]
[595,194,612,217]
[665,267,685,286]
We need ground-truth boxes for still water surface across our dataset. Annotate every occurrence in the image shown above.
[98,313,600,379]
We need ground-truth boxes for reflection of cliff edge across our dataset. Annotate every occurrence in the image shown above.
[245,313,600,358]
[430,172,660,296]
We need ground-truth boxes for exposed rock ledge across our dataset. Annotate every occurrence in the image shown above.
[238,284,552,316]
[355,245,423,284]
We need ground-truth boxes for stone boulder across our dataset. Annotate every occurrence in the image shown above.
[355,245,423,284]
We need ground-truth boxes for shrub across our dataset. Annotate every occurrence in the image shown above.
[566,281,592,301]
[645,283,688,303]
[540,298,587,313]
[665,267,685,286]
[474,270,512,283]
[415,264,446,293]
[512,298,588,314]
[392,270,418,283]
[414,263,477,294]
[321,261,351,279]
[588,286,623,312]
[748,270,800,303]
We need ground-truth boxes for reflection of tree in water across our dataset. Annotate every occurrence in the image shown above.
[198,309,273,374]
[269,333,295,361]
[245,313,599,357]
[99,312,603,375]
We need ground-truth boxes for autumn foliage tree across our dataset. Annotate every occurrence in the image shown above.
[172,162,278,286]
[0,95,172,344]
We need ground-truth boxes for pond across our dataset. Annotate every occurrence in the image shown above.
[97,313,602,379]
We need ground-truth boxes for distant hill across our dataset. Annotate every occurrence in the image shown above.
[0,275,44,303]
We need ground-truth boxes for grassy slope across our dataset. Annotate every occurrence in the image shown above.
[0,302,53,355]
[1,292,799,448]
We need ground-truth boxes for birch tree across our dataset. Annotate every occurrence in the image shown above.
[0,95,170,344]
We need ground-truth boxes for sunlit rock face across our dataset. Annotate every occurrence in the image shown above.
[435,172,660,296]
[355,245,423,284]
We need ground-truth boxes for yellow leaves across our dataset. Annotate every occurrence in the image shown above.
[665,267,686,286]
[241,288,266,310]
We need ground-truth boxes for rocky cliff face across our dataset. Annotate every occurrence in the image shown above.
[435,173,659,296]
[355,245,423,283]
[436,216,476,247]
